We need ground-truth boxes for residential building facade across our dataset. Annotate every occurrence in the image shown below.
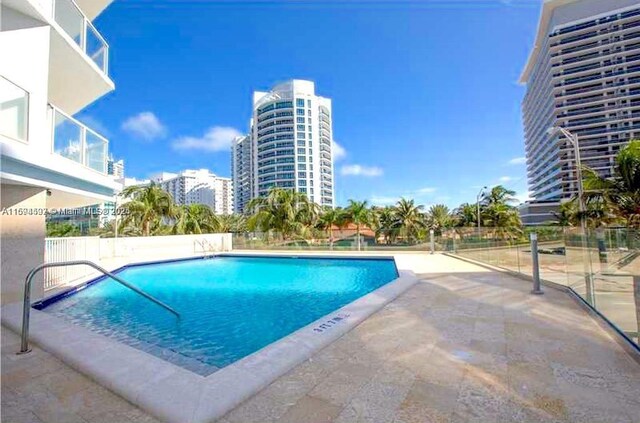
[232,79,335,213]
[231,135,254,213]
[107,154,125,179]
[1,0,118,303]
[520,0,640,224]
[154,169,233,215]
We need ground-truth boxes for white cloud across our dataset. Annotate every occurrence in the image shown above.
[172,126,242,152]
[370,195,399,206]
[499,176,513,182]
[332,141,346,161]
[340,164,383,177]
[508,156,526,165]
[416,187,436,194]
[121,112,166,141]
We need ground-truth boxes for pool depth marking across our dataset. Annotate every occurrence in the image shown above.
[312,313,351,333]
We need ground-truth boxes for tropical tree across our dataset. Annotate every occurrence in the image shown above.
[370,206,399,245]
[173,204,220,235]
[344,200,370,250]
[426,204,453,236]
[247,188,319,241]
[393,198,425,243]
[217,214,247,233]
[46,222,81,237]
[584,140,640,227]
[454,203,478,228]
[482,185,517,206]
[119,183,176,236]
[317,207,345,249]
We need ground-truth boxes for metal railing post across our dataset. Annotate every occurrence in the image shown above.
[430,229,435,255]
[18,260,180,354]
[530,232,543,295]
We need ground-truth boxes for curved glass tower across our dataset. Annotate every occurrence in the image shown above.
[252,80,335,208]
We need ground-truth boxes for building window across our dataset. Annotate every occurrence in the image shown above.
[307,109,311,116]
[298,163,306,170]
[297,124,305,131]
[299,180,307,186]
[309,141,313,147]
[297,148,305,155]
[296,98,305,107]
[297,109,305,116]
[307,99,311,107]
[297,132,305,139]
[297,117,305,123]
[297,140,305,146]
[308,125,312,132]
[298,172,307,178]
[308,148,312,155]
[0,77,29,142]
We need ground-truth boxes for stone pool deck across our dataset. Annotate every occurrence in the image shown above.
[2,254,640,423]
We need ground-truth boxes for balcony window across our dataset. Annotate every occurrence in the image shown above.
[52,108,108,173]
[0,77,29,141]
[54,111,82,162]
[86,132,107,173]
[54,0,109,73]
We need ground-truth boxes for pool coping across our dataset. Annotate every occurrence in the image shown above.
[1,254,419,423]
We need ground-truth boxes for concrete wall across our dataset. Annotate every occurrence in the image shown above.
[1,184,46,304]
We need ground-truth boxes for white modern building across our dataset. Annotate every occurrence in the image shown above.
[1,0,118,303]
[107,154,124,179]
[154,169,233,215]
[232,80,335,213]
[231,134,253,213]
[520,0,640,224]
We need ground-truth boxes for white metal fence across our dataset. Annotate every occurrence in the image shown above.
[44,237,101,290]
[43,234,233,291]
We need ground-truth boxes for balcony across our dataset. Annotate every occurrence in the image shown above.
[51,106,108,174]
[0,77,29,143]
[48,0,114,114]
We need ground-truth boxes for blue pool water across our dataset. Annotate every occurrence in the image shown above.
[41,256,398,375]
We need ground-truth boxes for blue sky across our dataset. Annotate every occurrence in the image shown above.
[81,0,541,208]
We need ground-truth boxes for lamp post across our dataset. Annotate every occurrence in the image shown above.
[547,126,595,305]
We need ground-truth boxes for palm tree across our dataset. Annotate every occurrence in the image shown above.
[454,203,478,227]
[426,204,452,236]
[119,183,176,236]
[482,185,517,206]
[247,188,319,241]
[370,206,398,245]
[394,198,425,243]
[173,204,220,235]
[318,207,345,249]
[482,202,522,240]
[344,200,370,250]
[217,214,247,233]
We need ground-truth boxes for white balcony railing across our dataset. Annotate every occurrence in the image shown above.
[53,0,109,74]
[51,106,108,174]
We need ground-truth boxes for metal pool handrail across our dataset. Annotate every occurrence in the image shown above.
[18,260,180,354]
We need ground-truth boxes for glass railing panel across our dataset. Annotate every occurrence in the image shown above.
[85,131,107,173]
[54,0,84,48]
[54,0,109,75]
[53,110,82,164]
[0,77,29,142]
[86,23,107,72]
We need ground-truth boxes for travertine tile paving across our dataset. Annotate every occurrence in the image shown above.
[2,254,639,423]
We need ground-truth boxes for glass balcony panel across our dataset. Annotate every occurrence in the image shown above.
[0,77,29,141]
[85,131,106,173]
[86,24,107,72]
[55,0,84,48]
[53,110,82,164]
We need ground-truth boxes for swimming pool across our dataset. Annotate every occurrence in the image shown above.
[37,255,399,375]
